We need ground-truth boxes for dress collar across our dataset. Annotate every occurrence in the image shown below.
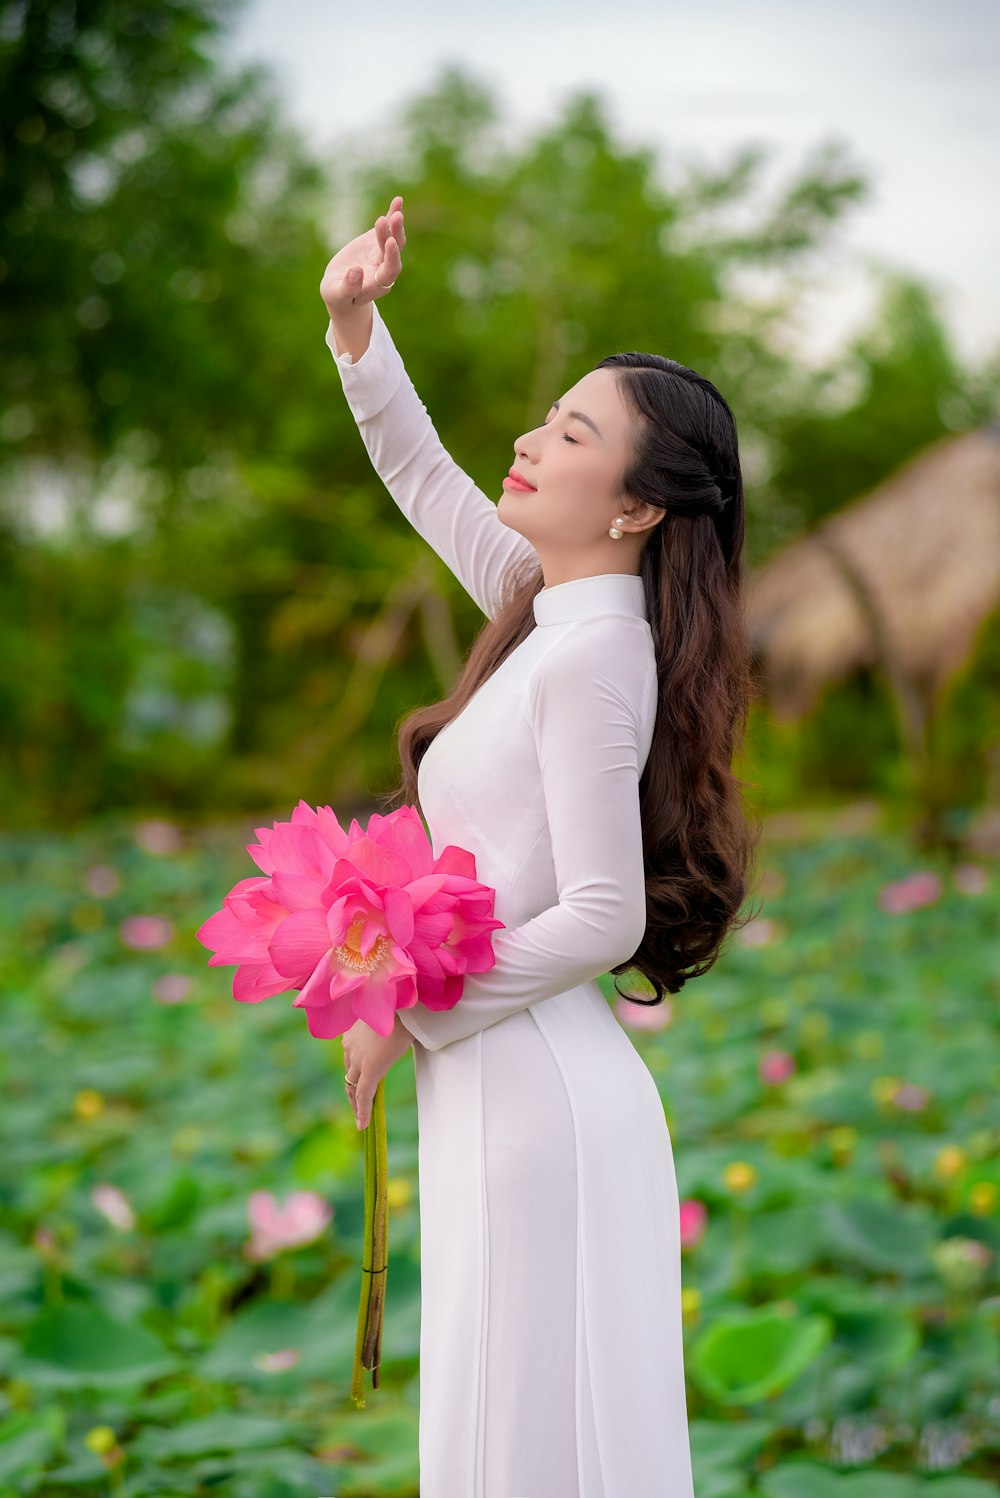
[532,571,649,627]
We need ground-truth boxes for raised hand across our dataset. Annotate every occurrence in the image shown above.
[320,194,407,318]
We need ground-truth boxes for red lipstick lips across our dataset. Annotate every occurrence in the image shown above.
[504,468,536,492]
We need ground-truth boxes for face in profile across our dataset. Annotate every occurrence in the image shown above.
[500,367,644,553]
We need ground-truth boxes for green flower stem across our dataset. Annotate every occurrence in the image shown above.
[731,1203,750,1296]
[350,1076,388,1408]
[270,1257,295,1300]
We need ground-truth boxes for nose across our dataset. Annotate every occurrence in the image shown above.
[514,429,540,464]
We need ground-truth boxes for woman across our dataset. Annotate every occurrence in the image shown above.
[322,195,759,1498]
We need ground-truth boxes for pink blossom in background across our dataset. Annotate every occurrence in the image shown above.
[252,1348,301,1372]
[152,973,192,1005]
[892,1082,931,1112]
[134,818,183,855]
[679,1198,708,1250]
[953,863,988,895]
[878,871,944,914]
[84,864,121,897]
[91,1184,136,1231]
[197,800,504,1041]
[120,914,174,950]
[614,995,673,1032]
[246,1189,332,1261]
[737,916,777,948]
[759,1049,796,1085]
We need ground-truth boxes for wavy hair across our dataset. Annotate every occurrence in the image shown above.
[381,349,763,1002]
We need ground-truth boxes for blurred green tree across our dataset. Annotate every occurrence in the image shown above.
[2,17,998,824]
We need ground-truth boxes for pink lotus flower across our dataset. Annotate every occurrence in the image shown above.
[953,863,988,896]
[134,818,183,855]
[196,801,505,1040]
[253,1347,301,1372]
[891,1082,931,1112]
[759,1049,796,1085]
[152,973,192,1005]
[679,1198,708,1250]
[120,914,174,950]
[91,1184,135,1232]
[738,916,777,948]
[85,864,121,897]
[246,1189,332,1261]
[878,871,943,914]
[32,1227,57,1255]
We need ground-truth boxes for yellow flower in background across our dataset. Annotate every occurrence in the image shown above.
[171,1125,203,1155]
[969,1182,997,1216]
[759,997,789,1027]
[84,1427,116,1455]
[800,1011,830,1044]
[723,1161,757,1194]
[681,1286,701,1322]
[854,1029,883,1059]
[386,1177,413,1211]
[871,1075,900,1106]
[70,901,104,932]
[73,1089,104,1119]
[934,1145,968,1182]
[828,1126,858,1163]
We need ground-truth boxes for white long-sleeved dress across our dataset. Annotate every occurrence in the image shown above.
[326,302,695,1498]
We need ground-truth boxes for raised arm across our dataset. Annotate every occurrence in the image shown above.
[319,195,537,620]
[395,623,657,1050]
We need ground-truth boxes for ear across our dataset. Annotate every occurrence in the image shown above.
[630,503,664,536]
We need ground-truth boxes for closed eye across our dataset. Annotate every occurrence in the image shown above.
[544,414,579,445]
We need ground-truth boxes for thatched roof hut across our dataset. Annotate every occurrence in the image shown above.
[747,423,1000,726]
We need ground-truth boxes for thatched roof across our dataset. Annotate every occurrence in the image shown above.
[747,423,1000,721]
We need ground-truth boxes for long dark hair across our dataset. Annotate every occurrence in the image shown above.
[381,348,763,1002]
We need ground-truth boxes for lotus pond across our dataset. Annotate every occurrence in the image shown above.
[0,811,998,1497]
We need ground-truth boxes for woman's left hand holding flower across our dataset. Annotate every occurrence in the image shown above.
[341,1013,414,1129]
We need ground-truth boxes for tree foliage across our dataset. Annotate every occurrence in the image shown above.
[2,6,998,824]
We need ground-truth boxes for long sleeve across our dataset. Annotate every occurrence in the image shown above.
[396,626,653,1051]
[325,304,537,620]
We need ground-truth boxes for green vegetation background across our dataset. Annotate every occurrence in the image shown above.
[4,0,1000,829]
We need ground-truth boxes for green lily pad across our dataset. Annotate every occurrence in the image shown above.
[688,1415,774,1494]
[0,1408,64,1490]
[690,1303,833,1405]
[318,1405,420,1498]
[821,1196,937,1276]
[132,1412,301,1460]
[760,1464,996,1497]
[794,1280,919,1375]
[20,1301,177,1388]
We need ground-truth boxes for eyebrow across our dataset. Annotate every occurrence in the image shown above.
[549,398,604,442]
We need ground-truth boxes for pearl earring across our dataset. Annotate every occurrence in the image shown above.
[608,517,624,539]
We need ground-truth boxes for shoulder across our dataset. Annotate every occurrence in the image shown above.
[527,618,655,727]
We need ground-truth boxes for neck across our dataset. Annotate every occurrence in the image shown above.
[532,539,644,589]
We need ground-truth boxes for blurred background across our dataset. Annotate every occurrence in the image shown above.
[2,2,999,1494]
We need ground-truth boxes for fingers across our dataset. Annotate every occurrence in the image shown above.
[378,234,402,286]
[375,197,406,254]
[389,195,405,248]
[345,1076,362,1128]
[354,1077,373,1130]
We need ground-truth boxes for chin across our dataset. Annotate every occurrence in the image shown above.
[497,494,519,529]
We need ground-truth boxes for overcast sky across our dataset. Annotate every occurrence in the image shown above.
[226,0,1000,367]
